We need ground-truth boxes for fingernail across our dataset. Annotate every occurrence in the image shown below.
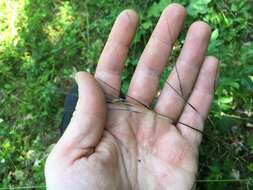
[120,10,131,22]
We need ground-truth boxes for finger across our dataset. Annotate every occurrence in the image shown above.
[177,56,219,145]
[95,9,139,96]
[155,21,211,121]
[127,4,186,106]
[55,72,106,161]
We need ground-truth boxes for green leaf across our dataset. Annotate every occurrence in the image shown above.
[187,0,212,16]
[241,76,253,92]
[211,29,219,41]
[14,170,25,181]
[248,163,253,172]
[219,96,233,104]
[208,29,219,53]
[142,20,152,30]
[247,135,253,154]
[148,0,172,17]
[241,65,253,75]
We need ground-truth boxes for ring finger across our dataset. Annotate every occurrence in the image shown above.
[155,21,211,121]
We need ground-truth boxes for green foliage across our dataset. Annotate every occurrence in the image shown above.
[0,0,252,189]
[187,0,212,16]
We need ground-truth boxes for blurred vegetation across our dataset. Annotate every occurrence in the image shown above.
[0,0,253,189]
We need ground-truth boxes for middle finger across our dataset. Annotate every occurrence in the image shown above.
[127,4,186,106]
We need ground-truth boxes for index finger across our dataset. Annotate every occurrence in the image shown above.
[95,10,139,96]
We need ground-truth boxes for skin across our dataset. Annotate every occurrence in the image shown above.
[45,4,219,190]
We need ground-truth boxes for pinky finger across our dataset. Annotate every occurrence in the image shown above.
[177,56,219,145]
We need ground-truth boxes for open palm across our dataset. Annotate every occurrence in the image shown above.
[45,4,219,190]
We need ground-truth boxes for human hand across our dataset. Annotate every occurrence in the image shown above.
[45,4,219,190]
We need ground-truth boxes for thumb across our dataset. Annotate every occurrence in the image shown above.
[55,72,106,160]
